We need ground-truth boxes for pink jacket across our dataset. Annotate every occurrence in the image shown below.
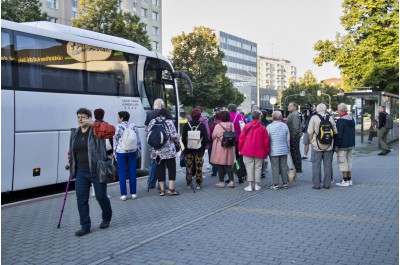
[238,120,270,158]
[230,112,246,142]
[210,122,235,166]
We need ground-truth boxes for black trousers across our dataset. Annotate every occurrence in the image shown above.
[156,158,176,182]
[290,135,302,171]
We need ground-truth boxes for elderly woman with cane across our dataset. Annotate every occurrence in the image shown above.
[67,108,113,237]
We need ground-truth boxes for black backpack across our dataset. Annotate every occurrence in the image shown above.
[147,119,169,149]
[219,123,236,148]
[316,114,334,148]
[385,113,393,129]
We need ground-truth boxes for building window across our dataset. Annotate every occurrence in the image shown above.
[116,0,122,10]
[48,17,58,23]
[152,0,159,6]
[141,8,147,17]
[152,11,159,21]
[46,0,57,9]
[142,24,147,32]
[152,41,159,50]
[71,0,77,7]
[133,0,137,7]
[152,26,159,36]
[71,11,77,18]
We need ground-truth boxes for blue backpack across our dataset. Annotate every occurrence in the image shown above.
[147,119,169,149]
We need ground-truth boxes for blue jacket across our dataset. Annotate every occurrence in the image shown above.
[334,114,355,150]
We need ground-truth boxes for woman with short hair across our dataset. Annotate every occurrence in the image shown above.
[182,108,209,190]
[211,110,236,188]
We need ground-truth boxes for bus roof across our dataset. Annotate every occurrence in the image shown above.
[1,19,164,60]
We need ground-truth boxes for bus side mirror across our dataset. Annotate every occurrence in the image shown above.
[173,72,193,96]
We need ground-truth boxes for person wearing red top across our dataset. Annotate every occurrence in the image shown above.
[238,110,270,192]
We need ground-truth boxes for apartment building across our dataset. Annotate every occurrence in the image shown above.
[216,31,257,114]
[258,55,297,109]
[39,0,162,52]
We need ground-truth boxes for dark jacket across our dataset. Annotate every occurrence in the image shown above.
[378,112,387,129]
[334,114,355,150]
[69,126,107,179]
[182,120,209,154]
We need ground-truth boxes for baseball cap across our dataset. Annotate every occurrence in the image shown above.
[213,107,221,111]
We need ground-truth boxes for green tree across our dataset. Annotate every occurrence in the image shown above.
[297,70,318,86]
[171,26,244,108]
[72,0,151,50]
[279,71,344,114]
[314,0,399,94]
[1,0,47,22]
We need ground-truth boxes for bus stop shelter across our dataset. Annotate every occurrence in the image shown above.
[344,91,399,144]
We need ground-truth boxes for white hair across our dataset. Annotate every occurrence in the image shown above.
[153,98,165,110]
[316,103,327,113]
[272,111,282,120]
[337,103,348,113]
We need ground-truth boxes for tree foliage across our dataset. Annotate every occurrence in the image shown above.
[314,0,399,94]
[170,26,244,108]
[72,0,151,50]
[279,70,344,114]
[1,0,48,22]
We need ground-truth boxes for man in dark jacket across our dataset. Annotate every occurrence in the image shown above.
[334,103,355,187]
[377,105,391,155]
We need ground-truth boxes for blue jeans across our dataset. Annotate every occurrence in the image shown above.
[75,168,112,231]
[116,152,137,195]
[147,159,157,187]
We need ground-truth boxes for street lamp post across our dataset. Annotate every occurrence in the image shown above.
[317,90,331,111]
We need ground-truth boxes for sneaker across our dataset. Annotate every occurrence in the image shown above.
[211,173,217,177]
[107,195,112,199]
[120,195,127,201]
[131,194,137,199]
[244,186,253,192]
[228,181,235,188]
[215,182,225,188]
[206,165,211,169]
[336,180,350,187]
[196,185,201,190]
[99,221,110,229]
[75,229,90,237]
[301,156,308,160]
[269,185,280,190]
[282,183,288,189]
[349,180,353,186]
[186,185,191,190]
[254,184,261,191]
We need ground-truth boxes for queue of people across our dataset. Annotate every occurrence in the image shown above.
[68,99,392,237]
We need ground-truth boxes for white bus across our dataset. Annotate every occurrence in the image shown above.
[1,19,192,193]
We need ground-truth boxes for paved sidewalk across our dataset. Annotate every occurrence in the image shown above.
[2,141,398,265]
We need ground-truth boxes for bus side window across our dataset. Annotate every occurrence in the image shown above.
[1,29,14,88]
[87,51,138,97]
[14,33,85,93]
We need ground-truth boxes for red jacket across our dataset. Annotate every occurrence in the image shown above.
[238,120,270,158]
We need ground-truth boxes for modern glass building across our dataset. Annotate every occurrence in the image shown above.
[217,31,257,114]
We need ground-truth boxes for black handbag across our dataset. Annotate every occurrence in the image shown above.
[219,123,236,148]
[97,158,117,183]
[233,156,247,179]
[174,141,182,152]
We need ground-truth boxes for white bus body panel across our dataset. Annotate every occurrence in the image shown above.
[1,90,15,193]
[10,91,149,191]
[14,132,59,190]
[57,131,70,183]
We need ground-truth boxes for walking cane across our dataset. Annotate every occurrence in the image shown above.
[57,165,72,228]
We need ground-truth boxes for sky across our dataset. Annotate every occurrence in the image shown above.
[162,0,346,82]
